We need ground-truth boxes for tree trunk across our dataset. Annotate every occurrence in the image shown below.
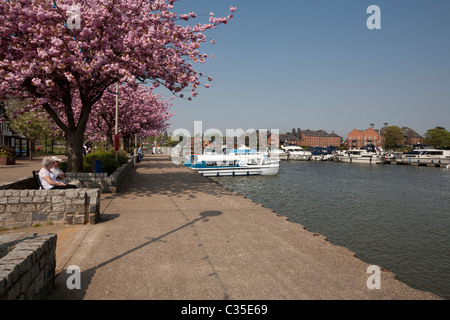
[106,130,114,150]
[28,139,32,161]
[123,138,129,153]
[65,132,85,172]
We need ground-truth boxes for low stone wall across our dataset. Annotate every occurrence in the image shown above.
[0,232,57,300]
[66,158,134,193]
[0,188,101,229]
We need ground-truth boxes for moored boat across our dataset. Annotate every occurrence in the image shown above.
[335,144,383,164]
[396,148,450,166]
[268,148,288,160]
[282,145,311,161]
[310,147,335,161]
[184,147,280,176]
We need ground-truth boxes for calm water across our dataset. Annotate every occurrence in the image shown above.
[211,161,450,299]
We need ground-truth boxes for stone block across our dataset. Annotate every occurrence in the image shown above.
[33,271,44,295]
[20,197,34,203]
[51,196,63,203]
[20,204,36,212]
[49,212,64,222]
[5,203,20,213]
[19,191,29,197]
[65,190,80,198]
[32,196,46,202]
[72,197,87,205]
[88,204,98,214]
[6,281,20,300]
[66,205,80,214]
[38,253,48,270]
[37,203,52,213]
[29,263,39,280]
[31,212,48,222]
[13,212,32,222]
[52,203,65,212]
[19,270,32,292]
[65,214,74,225]
[19,244,43,260]
[89,213,97,224]
[11,252,33,276]
[8,197,20,204]
[0,264,20,287]
[73,214,86,225]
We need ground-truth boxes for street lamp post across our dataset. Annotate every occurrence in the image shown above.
[114,82,119,161]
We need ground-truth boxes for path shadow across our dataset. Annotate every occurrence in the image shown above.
[113,157,236,201]
[48,211,223,300]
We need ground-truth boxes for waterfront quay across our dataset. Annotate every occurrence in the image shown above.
[1,155,441,299]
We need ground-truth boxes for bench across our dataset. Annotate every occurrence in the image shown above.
[32,170,44,190]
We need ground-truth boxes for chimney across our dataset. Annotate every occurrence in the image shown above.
[292,128,296,137]
[296,128,301,139]
[370,123,374,129]
[384,123,388,127]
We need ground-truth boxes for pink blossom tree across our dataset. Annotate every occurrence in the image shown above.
[0,0,236,171]
[87,83,172,151]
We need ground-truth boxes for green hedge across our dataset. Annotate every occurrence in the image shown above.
[83,150,129,175]
[59,150,130,175]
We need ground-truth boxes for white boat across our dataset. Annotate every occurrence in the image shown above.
[282,145,311,160]
[184,146,279,177]
[396,148,450,166]
[268,148,288,160]
[335,145,383,164]
[311,154,334,161]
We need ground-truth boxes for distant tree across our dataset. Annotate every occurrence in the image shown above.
[423,127,450,149]
[383,126,404,149]
[7,109,52,160]
[85,83,172,151]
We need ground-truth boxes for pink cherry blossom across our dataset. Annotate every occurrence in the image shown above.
[86,83,172,150]
[0,0,236,171]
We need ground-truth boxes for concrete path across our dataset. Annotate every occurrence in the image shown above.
[1,154,440,300]
[39,154,438,300]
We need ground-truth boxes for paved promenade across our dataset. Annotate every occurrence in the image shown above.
[0,155,59,184]
[1,155,441,299]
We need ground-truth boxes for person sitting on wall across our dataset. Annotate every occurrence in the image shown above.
[50,156,82,188]
[39,157,77,189]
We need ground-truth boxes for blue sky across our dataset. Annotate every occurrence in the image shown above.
[162,0,450,138]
